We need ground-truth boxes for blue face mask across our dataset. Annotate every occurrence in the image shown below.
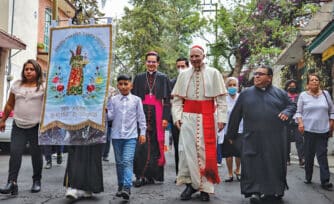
[228,87,237,95]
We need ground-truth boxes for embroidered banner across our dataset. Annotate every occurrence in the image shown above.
[39,25,112,145]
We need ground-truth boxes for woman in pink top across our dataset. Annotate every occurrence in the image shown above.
[0,59,45,195]
[284,79,304,166]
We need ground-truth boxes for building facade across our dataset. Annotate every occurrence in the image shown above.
[0,0,75,109]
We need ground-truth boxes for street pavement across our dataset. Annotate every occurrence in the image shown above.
[0,147,333,204]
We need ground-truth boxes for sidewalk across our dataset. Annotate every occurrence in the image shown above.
[328,155,334,174]
[291,154,334,174]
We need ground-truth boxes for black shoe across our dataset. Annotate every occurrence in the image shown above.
[180,184,197,200]
[31,180,41,193]
[200,191,210,201]
[274,194,283,200]
[102,157,109,162]
[0,181,18,195]
[116,186,122,197]
[224,176,233,182]
[146,178,155,185]
[321,182,333,191]
[44,160,52,169]
[56,154,62,164]
[250,194,261,204]
[234,171,241,181]
[133,178,142,188]
[121,188,130,200]
[304,179,312,184]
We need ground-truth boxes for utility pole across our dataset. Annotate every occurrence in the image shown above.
[6,0,15,102]
[200,0,219,70]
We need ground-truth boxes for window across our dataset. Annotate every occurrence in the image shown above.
[44,8,52,52]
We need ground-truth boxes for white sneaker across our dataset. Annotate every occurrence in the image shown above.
[217,163,222,167]
[65,188,78,199]
[77,189,93,198]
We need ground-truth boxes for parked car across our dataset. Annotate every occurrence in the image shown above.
[0,111,13,152]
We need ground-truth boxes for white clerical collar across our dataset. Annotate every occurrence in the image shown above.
[147,71,156,75]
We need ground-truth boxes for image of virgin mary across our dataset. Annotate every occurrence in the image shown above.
[66,45,89,95]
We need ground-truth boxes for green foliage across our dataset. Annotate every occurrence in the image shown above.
[212,0,319,80]
[115,0,206,77]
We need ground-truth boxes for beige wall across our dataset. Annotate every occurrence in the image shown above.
[0,48,9,110]
[0,0,9,31]
[0,0,39,108]
[272,65,284,88]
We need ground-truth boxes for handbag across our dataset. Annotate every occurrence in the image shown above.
[323,90,333,137]
[322,90,332,116]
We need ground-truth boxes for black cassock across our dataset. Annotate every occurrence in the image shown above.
[63,143,104,193]
[226,85,296,197]
[132,71,171,181]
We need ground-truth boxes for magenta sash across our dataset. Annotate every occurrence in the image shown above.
[143,94,165,166]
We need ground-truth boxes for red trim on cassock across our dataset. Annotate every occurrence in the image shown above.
[183,100,220,184]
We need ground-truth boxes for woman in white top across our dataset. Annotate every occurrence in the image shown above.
[295,73,334,191]
[0,59,45,195]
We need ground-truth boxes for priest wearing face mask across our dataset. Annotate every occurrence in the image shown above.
[285,80,304,167]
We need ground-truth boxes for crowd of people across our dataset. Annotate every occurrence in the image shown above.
[0,44,333,204]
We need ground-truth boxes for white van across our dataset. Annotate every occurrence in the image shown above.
[0,111,13,152]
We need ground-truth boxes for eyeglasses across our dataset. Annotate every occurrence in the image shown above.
[253,72,269,76]
[146,61,157,64]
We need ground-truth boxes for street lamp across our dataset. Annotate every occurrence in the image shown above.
[199,0,219,69]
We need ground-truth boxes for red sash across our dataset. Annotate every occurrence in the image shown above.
[183,100,220,184]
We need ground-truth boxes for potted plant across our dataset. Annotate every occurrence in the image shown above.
[37,42,45,51]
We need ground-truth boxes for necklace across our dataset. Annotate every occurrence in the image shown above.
[146,72,157,95]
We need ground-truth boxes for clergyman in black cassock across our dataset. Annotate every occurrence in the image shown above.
[131,51,171,186]
[226,65,296,202]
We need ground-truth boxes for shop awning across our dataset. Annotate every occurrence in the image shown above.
[308,20,334,54]
[0,29,26,50]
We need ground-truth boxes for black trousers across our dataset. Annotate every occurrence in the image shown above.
[43,145,63,161]
[287,125,304,161]
[304,131,330,184]
[8,122,43,182]
[171,124,179,175]
[102,121,111,158]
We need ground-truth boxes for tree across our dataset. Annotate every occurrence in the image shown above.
[211,0,320,85]
[69,0,105,25]
[115,0,206,77]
